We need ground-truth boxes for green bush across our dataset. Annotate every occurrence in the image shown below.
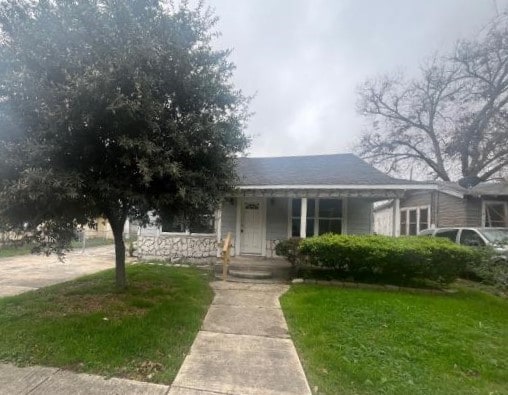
[463,251,508,290]
[275,238,302,265]
[294,234,481,285]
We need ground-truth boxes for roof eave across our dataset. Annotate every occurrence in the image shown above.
[237,184,438,190]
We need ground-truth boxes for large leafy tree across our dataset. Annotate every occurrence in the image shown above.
[0,0,249,287]
[357,14,508,185]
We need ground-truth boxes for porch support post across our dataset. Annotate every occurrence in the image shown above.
[300,197,307,238]
[392,198,400,237]
[215,204,222,258]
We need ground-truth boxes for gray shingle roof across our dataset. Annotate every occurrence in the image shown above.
[235,154,419,186]
[436,181,467,194]
[434,181,508,197]
[468,182,508,196]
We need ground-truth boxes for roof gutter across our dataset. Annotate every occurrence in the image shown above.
[237,184,438,190]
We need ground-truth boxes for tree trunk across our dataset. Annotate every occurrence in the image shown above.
[110,217,127,289]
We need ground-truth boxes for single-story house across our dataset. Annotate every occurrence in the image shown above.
[81,217,137,240]
[374,181,508,236]
[137,153,435,261]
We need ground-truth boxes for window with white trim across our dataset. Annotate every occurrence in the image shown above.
[483,201,508,227]
[290,198,342,237]
[399,206,429,235]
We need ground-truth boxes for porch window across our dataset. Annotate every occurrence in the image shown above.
[484,202,507,227]
[400,206,429,235]
[317,199,342,235]
[290,198,342,237]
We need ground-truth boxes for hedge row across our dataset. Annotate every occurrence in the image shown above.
[276,234,483,284]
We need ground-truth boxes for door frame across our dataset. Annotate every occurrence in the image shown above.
[235,197,266,256]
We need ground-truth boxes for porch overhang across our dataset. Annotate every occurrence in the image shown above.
[233,184,437,200]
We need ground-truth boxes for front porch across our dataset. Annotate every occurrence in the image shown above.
[220,187,407,258]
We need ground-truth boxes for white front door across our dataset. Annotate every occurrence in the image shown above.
[241,198,264,254]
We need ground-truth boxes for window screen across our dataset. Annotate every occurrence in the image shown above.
[484,203,507,227]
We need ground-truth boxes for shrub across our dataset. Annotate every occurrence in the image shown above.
[296,234,480,285]
[463,251,508,290]
[275,238,302,265]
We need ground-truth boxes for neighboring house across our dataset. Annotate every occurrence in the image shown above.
[374,181,508,236]
[137,154,434,261]
[82,217,136,240]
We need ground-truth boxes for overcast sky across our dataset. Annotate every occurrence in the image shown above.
[208,0,508,157]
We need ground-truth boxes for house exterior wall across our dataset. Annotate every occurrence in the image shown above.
[374,205,393,235]
[266,198,289,257]
[137,234,217,263]
[374,191,506,235]
[399,192,434,225]
[393,191,478,231]
[220,196,375,257]
[435,192,483,227]
[435,192,468,227]
[220,199,237,255]
[137,196,381,260]
[466,198,483,226]
[346,198,373,234]
[137,212,217,262]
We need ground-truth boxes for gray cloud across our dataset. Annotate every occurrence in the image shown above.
[210,0,508,157]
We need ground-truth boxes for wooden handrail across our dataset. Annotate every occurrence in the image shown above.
[221,232,232,281]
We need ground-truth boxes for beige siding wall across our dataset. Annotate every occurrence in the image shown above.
[375,191,507,234]
[400,192,434,225]
[346,198,373,234]
[436,192,467,227]
[400,192,432,207]
[374,205,393,235]
[465,197,483,227]
[400,192,482,228]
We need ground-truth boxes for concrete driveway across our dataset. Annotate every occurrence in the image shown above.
[0,245,118,297]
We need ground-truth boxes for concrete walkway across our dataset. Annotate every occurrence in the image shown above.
[168,281,312,395]
[0,275,311,394]
[0,245,123,297]
[0,363,170,394]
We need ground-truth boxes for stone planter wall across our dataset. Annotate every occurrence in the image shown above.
[137,234,218,263]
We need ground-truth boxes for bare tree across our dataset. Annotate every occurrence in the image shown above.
[357,14,508,185]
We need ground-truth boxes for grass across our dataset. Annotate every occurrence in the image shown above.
[0,237,115,258]
[0,243,33,258]
[0,264,213,383]
[281,285,508,395]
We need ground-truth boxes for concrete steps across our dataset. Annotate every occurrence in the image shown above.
[228,269,273,280]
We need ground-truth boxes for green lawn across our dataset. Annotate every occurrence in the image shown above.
[281,285,508,395]
[0,243,33,258]
[0,264,213,383]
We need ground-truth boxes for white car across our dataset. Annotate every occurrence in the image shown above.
[419,227,508,263]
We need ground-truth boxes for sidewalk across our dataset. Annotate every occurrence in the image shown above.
[0,281,311,395]
[0,363,169,395]
[168,281,312,395]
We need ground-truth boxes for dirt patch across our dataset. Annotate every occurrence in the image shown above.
[42,294,150,318]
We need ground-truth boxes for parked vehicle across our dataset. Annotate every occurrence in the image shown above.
[419,227,508,262]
